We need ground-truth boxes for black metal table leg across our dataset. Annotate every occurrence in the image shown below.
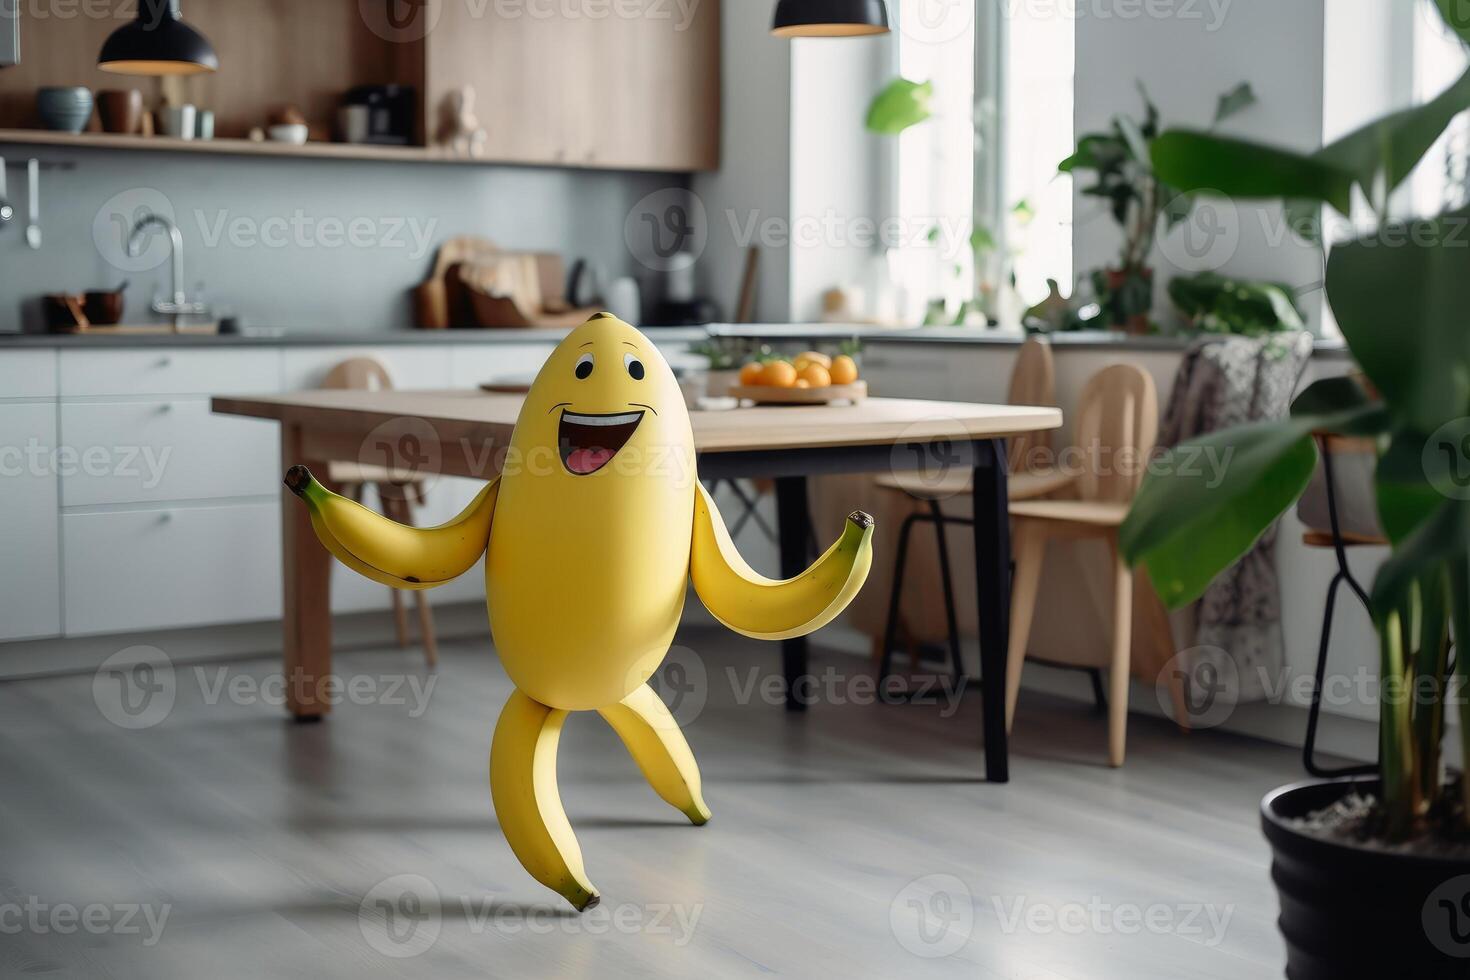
[972,439,1011,783]
[775,475,812,711]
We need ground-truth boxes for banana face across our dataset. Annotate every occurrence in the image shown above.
[486,314,697,711]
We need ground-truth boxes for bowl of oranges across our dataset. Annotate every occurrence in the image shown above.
[729,350,865,405]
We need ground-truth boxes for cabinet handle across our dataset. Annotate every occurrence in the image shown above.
[156,356,172,368]
[157,512,174,524]
[156,403,173,414]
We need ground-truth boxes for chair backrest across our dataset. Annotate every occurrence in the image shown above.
[1072,362,1158,503]
[321,357,394,391]
[1006,337,1056,471]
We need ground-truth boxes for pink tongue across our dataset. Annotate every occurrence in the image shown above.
[568,446,614,474]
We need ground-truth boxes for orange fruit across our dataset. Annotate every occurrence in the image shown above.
[739,361,764,385]
[761,360,798,388]
[799,363,831,388]
[829,354,859,385]
[798,350,831,368]
[794,379,811,389]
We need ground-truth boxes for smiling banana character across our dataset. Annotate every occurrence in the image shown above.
[284,313,874,910]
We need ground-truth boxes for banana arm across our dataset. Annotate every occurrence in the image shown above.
[689,482,874,641]
[284,465,498,590]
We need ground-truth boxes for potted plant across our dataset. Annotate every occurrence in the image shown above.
[1062,82,1256,334]
[1120,9,1470,975]
[1167,271,1305,337]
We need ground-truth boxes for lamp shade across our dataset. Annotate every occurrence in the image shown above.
[771,0,890,37]
[99,0,217,75]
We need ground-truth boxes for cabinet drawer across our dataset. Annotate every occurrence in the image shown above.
[282,347,453,392]
[0,350,58,398]
[60,400,278,506]
[0,403,61,640]
[62,503,281,635]
[60,349,280,397]
[450,344,555,388]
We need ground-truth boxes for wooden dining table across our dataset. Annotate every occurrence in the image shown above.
[212,389,1062,783]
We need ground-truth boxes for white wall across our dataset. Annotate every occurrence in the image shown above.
[693,1,793,323]
[1073,0,1328,330]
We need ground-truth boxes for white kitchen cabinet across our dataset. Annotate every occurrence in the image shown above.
[60,349,280,398]
[59,400,279,506]
[449,344,557,388]
[281,347,453,392]
[0,402,61,640]
[0,350,58,398]
[62,502,282,635]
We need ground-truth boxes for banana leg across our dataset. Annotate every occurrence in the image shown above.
[489,688,600,911]
[598,684,711,825]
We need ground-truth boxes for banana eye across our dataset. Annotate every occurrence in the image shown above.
[623,352,645,381]
[574,353,594,379]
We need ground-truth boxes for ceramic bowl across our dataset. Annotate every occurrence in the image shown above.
[266,123,309,145]
[36,87,93,133]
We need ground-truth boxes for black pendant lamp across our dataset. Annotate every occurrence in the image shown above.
[99,0,218,76]
[771,0,890,38]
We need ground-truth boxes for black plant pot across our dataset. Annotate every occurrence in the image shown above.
[1262,778,1470,979]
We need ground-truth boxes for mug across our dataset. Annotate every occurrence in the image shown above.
[97,89,143,135]
[159,104,196,140]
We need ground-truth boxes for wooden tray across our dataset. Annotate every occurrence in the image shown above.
[729,381,867,405]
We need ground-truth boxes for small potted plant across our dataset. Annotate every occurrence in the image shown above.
[1120,9,1470,975]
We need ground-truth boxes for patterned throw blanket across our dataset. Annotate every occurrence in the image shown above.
[1159,332,1315,702]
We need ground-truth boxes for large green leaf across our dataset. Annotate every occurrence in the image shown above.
[1290,375,1385,428]
[1150,131,1354,214]
[1120,421,1319,607]
[1325,206,1470,434]
[865,79,933,135]
[1370,499,1463,617]
[1316,67,1470,198]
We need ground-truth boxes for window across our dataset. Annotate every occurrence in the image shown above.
[889,1,1075,324]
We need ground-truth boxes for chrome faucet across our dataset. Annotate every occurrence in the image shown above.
[127,212,209,328]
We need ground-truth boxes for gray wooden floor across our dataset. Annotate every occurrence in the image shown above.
[0,625,1308,979]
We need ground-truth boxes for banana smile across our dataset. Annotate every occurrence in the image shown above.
[558,409,645,475]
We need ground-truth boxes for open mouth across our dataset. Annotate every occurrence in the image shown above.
[558,409,645,475]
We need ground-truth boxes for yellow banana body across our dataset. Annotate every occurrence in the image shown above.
[485,318,697,711]
[690,483,874,640]
[598,684,711,825]
[490,689,600,911]
[285,465,497,590]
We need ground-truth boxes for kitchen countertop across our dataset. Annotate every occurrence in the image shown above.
[0,324,1352,356]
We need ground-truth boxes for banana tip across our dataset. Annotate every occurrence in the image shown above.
[847,511,875,530]
[283,464,313,497]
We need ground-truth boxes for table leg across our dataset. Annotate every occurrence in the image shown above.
[972,439,1011,783]
[281,423,333,721]
[774,475,811,711]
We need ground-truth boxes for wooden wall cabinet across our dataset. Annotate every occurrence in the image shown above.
[0,0,720,172]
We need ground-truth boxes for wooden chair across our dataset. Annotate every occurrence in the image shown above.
[321,358,440,667]
[1006,363,1158,767]
[874,338,1076,686]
